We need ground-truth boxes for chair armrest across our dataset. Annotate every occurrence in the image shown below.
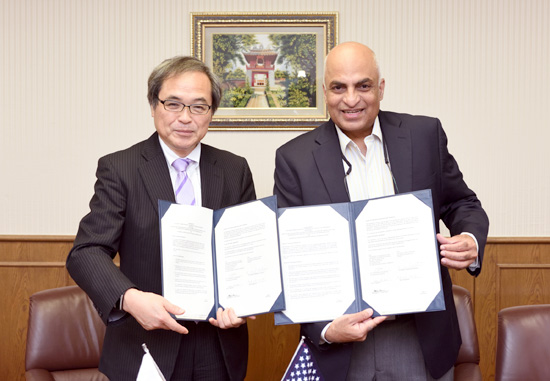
[25,369,55,381]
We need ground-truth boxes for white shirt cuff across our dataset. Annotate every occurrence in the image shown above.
[320,322,333,345]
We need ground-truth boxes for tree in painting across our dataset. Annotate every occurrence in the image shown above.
[268,34,317,107]
[212,34,258,81]
[213,34,258,107]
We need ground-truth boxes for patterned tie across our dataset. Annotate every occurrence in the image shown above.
[172,158,196,206]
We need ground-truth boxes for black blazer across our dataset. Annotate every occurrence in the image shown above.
[274,111,489,380]
[67,132,256,380]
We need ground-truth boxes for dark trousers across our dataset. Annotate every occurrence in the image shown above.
[170,322,230,381]
[346,315,454,381]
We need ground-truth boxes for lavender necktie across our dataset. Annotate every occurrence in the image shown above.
[172,158,196,206]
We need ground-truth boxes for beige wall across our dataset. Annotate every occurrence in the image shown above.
[1,0,549,236]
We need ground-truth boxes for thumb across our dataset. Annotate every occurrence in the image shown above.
[436,233,451,245]
[355,308,375,322]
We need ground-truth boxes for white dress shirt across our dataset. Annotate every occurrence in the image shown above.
[335,116,395,201]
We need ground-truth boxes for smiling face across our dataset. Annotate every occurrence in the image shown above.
[151,71,213,157]
[323,42,385,144]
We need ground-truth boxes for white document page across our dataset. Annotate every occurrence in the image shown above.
[215,200,282,317]
[160,204,214,320]
[355,194,440,315]
[278,205,356,323]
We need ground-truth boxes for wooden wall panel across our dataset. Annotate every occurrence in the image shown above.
[2,236,550,381]
[498,266,550,309]
[246,313,299,380]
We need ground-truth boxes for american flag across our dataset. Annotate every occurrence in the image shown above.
[281,336,324,381]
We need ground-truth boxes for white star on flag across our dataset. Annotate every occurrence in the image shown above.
[281,336,324,381]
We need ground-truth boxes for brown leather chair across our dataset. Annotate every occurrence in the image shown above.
[452,284,482,381]
[495,304,550,381]
[25,285,108,381]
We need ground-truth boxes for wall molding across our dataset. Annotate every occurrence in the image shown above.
[0,235,75,242]
[487,237,550,244]
[0,262,67,267]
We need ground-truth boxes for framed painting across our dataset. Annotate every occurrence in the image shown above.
[191,12,338,130]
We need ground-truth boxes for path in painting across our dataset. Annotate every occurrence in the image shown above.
[246,88,269,108]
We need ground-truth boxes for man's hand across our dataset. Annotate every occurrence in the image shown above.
[437,233,477,270]
[208,307,255,329]
[325,308,387,343]
[122,288,188,334]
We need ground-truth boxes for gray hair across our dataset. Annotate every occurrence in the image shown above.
[147,56,222,113]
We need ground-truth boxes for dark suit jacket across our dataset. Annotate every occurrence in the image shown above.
[274,111,489,380]
[67,132,256,380]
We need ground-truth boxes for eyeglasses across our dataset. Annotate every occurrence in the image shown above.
[158,99,212,115]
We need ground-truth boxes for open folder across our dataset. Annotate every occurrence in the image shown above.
[274,189,445,325]
[159,196,285,321]
[159,190,444,324]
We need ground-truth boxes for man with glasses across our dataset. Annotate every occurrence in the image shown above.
[67,56,255,380]
[274,42,489,380]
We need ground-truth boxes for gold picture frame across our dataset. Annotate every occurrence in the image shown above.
[191,12,338,130]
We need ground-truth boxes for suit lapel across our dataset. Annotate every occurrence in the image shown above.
[138,138,225,211]
[379,111,413,193]
[312,121,350,203]
[199,144,224,210]
[138,133,175,212]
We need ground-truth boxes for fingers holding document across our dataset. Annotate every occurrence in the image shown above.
[123,288,188,334]
[325,308,388,343]
[209,307,256,329]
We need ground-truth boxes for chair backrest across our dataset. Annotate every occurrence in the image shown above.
[495,304,550,381]
[452,285,481,381]
[25,285,107,380]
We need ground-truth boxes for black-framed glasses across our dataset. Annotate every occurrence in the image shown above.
[159,99,212,115]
